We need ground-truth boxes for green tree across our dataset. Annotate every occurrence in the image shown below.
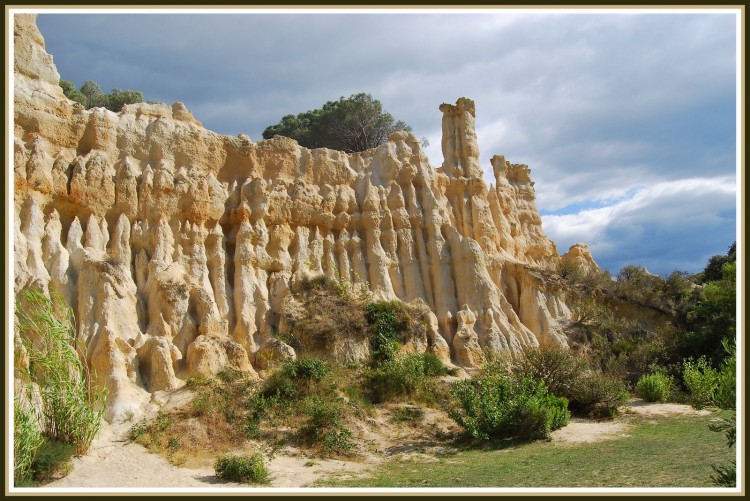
[614,265,664,305]
[262,93,414,152]
[59,79,85,106]
[681,261,736,365]
[59,79,145,112]
[107,88,145,112]
[699,242,736,283]
[79,80,105,108]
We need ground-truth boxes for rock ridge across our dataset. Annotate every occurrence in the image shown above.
[13,14,596,421]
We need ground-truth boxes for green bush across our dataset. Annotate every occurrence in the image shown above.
[713,339,736,410]
[214,453,269,484]
[365,301,405,364]
[282,358,332,380]
[513,393,571,441]
[569,372,629,419]
[447,365,570,441]
[709,414,736,487]
[513,347,628,419]
[245,359,359,456]
[364,353,450,404]
[15,289,107,457]
[284,276,369,354]
[363,300,453,403]
[217,367,245,384]
[421,352,455,377]
[513,346,589,400]
[298,395,354,456]
[636,373,673,403]
[260,358,332,400]
[682,356,719,409]
[681,260,736,366]
[683,339,736,411]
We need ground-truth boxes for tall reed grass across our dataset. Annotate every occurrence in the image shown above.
[14,288,107,485]
[13,396,44,485]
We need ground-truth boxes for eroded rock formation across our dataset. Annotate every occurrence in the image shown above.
[13,14,593,421]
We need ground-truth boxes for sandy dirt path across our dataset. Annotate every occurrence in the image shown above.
[42,399,711,490]
[44,421,237,489]
[44,421,372,489]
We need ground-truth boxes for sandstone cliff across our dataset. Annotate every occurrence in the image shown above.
[13,14,591,421]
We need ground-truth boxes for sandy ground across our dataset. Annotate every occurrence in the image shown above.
[41,422,234,488]
[550,398,711,445]
[40,398,710,490]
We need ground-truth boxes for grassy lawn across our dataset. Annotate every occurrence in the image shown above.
[318,410,734,488]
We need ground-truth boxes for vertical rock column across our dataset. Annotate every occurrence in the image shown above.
[439,97,482,179]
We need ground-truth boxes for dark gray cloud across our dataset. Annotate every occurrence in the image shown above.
[34,9,738,275]
[543,175,736,274]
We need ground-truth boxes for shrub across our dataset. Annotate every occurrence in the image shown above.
[614,265,665,306]
[681,261,736,366]
[713,338,736,410]
[582,321,680,387]
[513,347,627,419]
[364,353,450,404]
[709,415,736,487]
[15,289,107,455]
[636,373,673,403]
[683,338,736,411]
[283,277,370,354]
[214,453,269,484]
[447,365,570,441]
[682,357,719,409]
[365,301,405,364]
[569,372,629,419]
[298,395,354,456]
[260,358,332,400]
[513,393,571,441]
[243,359,361,456]
[282,358,332,380]
[513,346,589,399]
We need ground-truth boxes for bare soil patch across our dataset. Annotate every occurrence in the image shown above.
[551,398,710,445]
[550,418,630,444]
[623,398,712,418]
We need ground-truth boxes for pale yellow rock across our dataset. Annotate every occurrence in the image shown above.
[12,14,601,417]
[562,243,601,273]
[137,336,182,392]
[452,305,485,367]
[255,337,297,371]
[185,335,256,378]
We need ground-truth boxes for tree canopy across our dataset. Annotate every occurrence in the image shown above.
[699,242,737,284]
[262,93,417,153]
[60,79,146,112]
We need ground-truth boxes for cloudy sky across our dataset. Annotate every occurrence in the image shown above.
[34,8,739,276]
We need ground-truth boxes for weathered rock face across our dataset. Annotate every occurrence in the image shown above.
[561,242,600,273]
[13,14,592,421]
